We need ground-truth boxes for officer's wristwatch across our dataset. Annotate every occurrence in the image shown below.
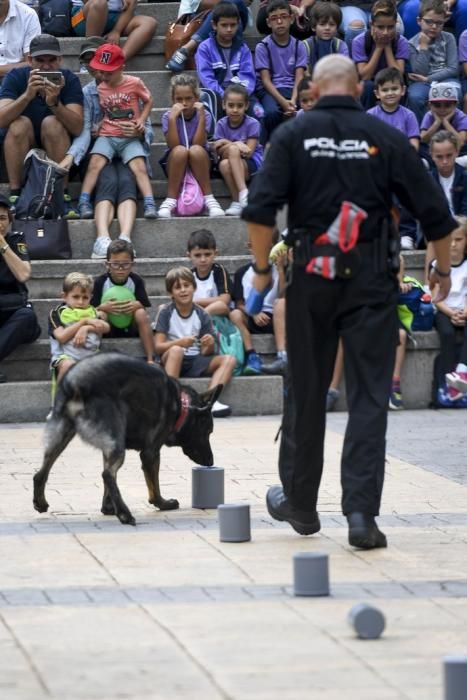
[0,243,9,255]
[252,262,272,275]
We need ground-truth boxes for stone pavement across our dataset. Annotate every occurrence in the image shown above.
[1,412,467,700]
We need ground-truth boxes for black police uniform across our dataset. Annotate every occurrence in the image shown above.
[0,231,40,363]
[242,95,457,518]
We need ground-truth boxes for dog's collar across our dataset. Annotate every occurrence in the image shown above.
[174,391,190,433]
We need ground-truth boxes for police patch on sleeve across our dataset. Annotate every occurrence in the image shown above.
[17,242,28,255]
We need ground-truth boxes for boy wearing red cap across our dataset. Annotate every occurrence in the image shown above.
[77,43,157,219]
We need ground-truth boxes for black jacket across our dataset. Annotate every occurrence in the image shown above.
[242,95,457,243]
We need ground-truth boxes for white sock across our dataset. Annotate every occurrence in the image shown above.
[204,194,216,203]
[239,188,248,199]
[163,197,176,205]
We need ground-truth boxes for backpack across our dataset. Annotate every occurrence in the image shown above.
[38,0,72,37]
[15,149,67,220]
[176,168,204,216]
[200,87,218,137]
[212,315,244,376]
[303,37,342,71]
[397,276,434,333]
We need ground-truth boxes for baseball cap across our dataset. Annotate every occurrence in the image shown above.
[29,34,61,58]
[79,36,106,60]
[0,194,11,209]
[89,43,125,71]
[429,83,458,102]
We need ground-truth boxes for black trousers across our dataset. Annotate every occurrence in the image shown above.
[279,252,399,516]
[0,306,41,362]
[434,310,467,375]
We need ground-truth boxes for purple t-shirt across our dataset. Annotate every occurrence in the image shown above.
[214,115,263,168]
[255,35,308,89]
[366,104,420,138]
[459,30,467,62]
[421,108,467,132]
[351,33,410,75]
[162,109,212,146]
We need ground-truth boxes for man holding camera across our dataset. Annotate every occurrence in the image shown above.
[0,34,83,207]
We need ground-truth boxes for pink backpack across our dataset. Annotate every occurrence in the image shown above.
[176,115,205,216]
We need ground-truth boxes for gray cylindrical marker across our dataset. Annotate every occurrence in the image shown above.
[444,655,467,700]
[218,503,251,542]
[192,466,224,509]
[348,603,386,639]
[293,552,329,596]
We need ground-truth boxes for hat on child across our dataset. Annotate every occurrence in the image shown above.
[89,43,125,72]
[79,36,106,60]
[428,83,458,102]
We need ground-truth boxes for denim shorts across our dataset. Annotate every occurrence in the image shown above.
[71,6,119,36]
[91,136,146,165]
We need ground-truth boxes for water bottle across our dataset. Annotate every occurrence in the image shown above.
[414,292,434,331]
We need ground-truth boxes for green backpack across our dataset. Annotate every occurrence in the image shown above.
[212,315,244,376]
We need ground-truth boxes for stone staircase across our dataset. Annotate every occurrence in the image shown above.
[0,4,443,421]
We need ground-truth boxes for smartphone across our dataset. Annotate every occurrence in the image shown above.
[39,71,63,85]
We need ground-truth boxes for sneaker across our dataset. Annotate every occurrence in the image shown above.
[447,385,463,401]
[165,47,189,73]
[158,198,177,219]
[206,199,225,217]
[326,387,340,412]
[446,370,467,394]
[225,201,243,216]
[79,65,89,74]
[400,235,415,250]
[8,194,19,206]
[261,356,287,375]
[243,351,262,375]
[143,202,158,219]
[212,400,231,417]
[63,193,79,219]
[91,236,112,259]
[389,386,404,410]
[78,200,94,219]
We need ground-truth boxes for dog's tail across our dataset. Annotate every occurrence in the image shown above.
[54,371,85,419]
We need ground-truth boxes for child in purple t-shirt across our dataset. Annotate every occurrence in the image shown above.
[296,76,317,116]
[158,74,225,219]
[213,84,263,216]
[458,29,467,112]
[254,0,307,142]
[367,67,420,149]
[352,0,410,109]
[302,1,349,74]
[420,82,467,150]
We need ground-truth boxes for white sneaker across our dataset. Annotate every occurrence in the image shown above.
[400,235,415,251]
[211,400,231,417]
[158,198,177,219]
[206,199,225,217]
[91,236,112,259]
[225,201,243,216]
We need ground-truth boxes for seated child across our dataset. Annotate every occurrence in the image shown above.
[213,84,263,216]
[352,0,410,110]
[407,0,459,124]
[195,2,262,120]
[432,223,467,400]
[420,83,467,150]
[303,1,349,74]
[391,255,411,410]
[77,43,157,220]
[159,74,225,219]
[296,76,317,115]
[254,0,308,142]
[230,242,284,375]
[153,266,236,417]
[91,239,155,364]
[186,228,233,317]
[49,272,110,382]
[367,67,420,149]
[459,28,467,113]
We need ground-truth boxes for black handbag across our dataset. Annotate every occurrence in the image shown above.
[20,218,72,260]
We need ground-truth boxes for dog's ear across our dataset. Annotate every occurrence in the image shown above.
[200,384,223,409]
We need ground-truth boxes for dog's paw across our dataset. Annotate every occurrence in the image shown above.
[158,498,180,511]
[117,509,136,526]
[101,498,116,516]
[33,498,49,513]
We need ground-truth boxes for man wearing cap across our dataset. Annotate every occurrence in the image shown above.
[0,34,83,206]
[60,37,153,258]
[0,193,40,383]
[71,0,156,62]
[0,0,41,79]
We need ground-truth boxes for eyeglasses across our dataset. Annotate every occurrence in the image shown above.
[107,262,133,270]
[268,13,291,22]
[421,18,445,27]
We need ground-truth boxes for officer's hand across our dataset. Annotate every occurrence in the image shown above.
[429,269,451,303]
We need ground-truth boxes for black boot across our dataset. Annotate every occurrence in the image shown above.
[266,485,321,536]
[347,512,387,550]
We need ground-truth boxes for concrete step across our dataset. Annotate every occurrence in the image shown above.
[0,373,283,422]
[18,217,249,259]
[27,255,250,297]
[1,335,278,381]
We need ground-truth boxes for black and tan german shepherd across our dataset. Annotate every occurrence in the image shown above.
[33,353,222,525]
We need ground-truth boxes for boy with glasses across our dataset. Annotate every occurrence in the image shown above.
[407,0,459,123]
[91,239,155,363]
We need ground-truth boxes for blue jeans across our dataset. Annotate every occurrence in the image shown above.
[192,0,249,43]
[399,0,467,38]
[257,86,293,144]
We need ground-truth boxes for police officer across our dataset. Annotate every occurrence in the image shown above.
[0,194,40,382]
[242,55,455,549]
